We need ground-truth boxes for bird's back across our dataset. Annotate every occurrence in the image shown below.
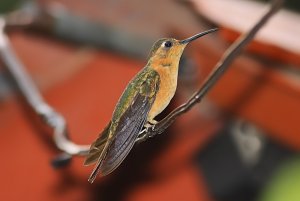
[111,66,157,124]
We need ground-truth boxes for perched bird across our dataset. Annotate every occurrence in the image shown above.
[84,28,218,183]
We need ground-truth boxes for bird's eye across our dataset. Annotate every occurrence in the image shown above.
[164,41,172,48]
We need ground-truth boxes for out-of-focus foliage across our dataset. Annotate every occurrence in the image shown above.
[0,0,23,13]
[260,158,300,201]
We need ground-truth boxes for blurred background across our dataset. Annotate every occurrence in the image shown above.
[0,0,299,201]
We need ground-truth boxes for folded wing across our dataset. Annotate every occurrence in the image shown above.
[85,71,160,182]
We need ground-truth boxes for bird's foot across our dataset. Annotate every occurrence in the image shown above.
[144,120,158,129]
[136,120,157,143]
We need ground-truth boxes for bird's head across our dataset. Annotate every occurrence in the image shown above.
[147,28,218,69]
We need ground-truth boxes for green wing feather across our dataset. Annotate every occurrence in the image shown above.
[84,68,160,182]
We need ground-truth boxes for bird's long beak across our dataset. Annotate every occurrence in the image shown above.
[179,28,218,44]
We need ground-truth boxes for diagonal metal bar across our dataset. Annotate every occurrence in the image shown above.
[136,0,284,143]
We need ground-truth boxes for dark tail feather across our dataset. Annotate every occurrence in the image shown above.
[85,122,112,183]
[87,141,110,183]
[84,122,111,166]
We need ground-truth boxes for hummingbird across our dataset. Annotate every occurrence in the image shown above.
[84,28,218,183]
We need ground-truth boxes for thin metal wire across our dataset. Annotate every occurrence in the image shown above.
[136,0,284,143]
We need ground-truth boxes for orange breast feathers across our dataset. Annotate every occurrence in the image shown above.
[147,62,179,123]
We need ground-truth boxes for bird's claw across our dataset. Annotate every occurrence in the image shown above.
[136,123,156,143]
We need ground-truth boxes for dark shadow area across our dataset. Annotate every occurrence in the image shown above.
[195,123,296,201]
